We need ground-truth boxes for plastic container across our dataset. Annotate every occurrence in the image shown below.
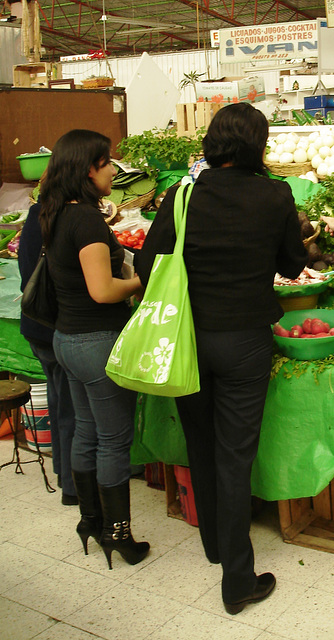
[273,308,334,360]
[174,465,198,526]
[21,382,52,452]
[16,152,52,181]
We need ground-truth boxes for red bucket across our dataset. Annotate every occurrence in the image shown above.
[174,465,198,527]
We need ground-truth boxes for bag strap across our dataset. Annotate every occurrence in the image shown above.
[173,183,194,256]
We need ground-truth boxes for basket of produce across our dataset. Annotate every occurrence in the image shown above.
[266,130,334,180]
[273,308,334,360]
[274,268,334,312]
[116,188,156,213]
[0,210,28,231]
[266,161,312,177]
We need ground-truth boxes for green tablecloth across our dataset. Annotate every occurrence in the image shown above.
[0,259,45,379]
[1,260,334,501]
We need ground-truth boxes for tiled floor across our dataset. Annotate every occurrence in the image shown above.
[1,437,334,640]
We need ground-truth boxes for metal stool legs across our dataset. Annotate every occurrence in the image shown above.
[0,380,55,493]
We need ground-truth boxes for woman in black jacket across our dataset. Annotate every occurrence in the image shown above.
[136,103,308,614]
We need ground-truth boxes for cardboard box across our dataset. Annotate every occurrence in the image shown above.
[196,76,265,104]
[304,95,334,109]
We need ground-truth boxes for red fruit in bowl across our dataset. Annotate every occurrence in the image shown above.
[290,325,303,338]
[323,322,330,332]
[314,332,331,337]
[301,333,313,338]
[302,318,312,333]
[311,318,328,334]
[273,323,290,337]
[329,328,334,336]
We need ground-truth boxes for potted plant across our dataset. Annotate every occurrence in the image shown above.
[117,127,206,178]
[179,70,206,101]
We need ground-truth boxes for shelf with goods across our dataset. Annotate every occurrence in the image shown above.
[12,63,62,88]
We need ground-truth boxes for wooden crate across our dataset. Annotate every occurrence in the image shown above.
[13,63,62,88]
[163,463,183,520]
[82,77,115,89]
[176,102,224,137]
[278,478,334,553]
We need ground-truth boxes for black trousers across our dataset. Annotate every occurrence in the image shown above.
[176,326,273,602]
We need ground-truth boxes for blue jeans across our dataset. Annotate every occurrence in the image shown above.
[53,330,137,487]
[29,340,76,496]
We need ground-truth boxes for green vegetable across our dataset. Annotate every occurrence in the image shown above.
[1,212,21,223]
[117,127,206,179]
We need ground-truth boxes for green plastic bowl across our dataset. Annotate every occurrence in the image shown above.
[16,153,51,181]
[273,309,334,360]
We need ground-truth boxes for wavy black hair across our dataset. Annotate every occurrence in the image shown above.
[39,129,111,246]
[202,103,268,175]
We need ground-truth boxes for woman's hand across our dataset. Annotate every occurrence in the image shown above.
[320,215,334,236]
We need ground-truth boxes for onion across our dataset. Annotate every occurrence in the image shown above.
[297,138,309,150]
[283,140,296,153]
[308,131,320,143]
[279,152,294,164]
[305,171,318,183]
[275,144,284,156]
[266,151,280,162]
[311,154,322,169]
[319,146,331,159]
[322,135,334,147]
[307,146,317,161]
[313,137,325,150]
[276,133,288,143]
[317,162,328,177]
[293,148,307,163]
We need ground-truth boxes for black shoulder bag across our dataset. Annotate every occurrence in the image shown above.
[21,246,58,329]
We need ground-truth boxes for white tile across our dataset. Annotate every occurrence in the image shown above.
[64,582,184,640]
[4,561,116,619]
[193,576,308,629]
[148,606,260,640]
[0,596,55,640]
[0,542,57,594]
[267,587,334,640]
[31,621,105,640]
[254,535,334,585]
[255,633,295,640]
[125,547,222,604]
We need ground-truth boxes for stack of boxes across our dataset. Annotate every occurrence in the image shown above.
[304,95,334,119]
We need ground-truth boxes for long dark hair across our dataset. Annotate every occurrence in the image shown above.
[202,103,268,175]
[39,129,111,246]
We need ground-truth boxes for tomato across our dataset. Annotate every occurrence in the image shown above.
[122,230,132,238]
[134,239,144,249]
[117,234,126,244]
[113,229,120,237]
[124,236,137,247]
[133,228,145,240]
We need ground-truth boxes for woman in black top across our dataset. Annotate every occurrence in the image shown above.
[40,129,149,569]
[136,103,307,613]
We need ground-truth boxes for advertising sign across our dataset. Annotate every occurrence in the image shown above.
[325,0,334,27]
[219,20,318,63]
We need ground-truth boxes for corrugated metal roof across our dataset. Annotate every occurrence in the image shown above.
[1,0,328,60]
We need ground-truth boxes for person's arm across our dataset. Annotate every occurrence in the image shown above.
[79,242,143,303]
[275,185,308,279]
[135,187,177,286]
[320,215,334,236]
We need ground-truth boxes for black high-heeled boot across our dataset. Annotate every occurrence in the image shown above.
[72,469,103,555]
[98,480,150,570]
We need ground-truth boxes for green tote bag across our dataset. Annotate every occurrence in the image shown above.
[105,184,200,397]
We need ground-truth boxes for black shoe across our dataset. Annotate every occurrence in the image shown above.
[223,573,276,615]
[72,470,103,554]
[98,481,150,570]
[62,493,79,506]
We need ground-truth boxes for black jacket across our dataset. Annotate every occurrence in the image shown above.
[136,167,308,331]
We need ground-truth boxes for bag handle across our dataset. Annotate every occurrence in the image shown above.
[173,184,194,256]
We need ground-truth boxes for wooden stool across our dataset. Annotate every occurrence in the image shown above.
[0,380,54,492]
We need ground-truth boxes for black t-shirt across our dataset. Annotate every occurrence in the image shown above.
[47,202,131,334]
